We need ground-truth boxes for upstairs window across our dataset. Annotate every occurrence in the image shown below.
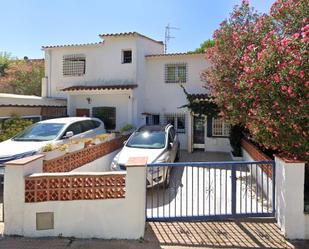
[63,54,86,76]
[122,50,132,64]
[165,63,187,83]
[212,118,230,137]
[146,114,160,125]
[92,107,116,130]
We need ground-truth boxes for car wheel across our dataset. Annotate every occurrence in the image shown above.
[163,168,171,189]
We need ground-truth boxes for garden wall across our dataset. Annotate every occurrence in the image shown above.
[4,155,147,239]
[241,139,273,204]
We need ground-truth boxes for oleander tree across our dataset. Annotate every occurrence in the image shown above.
[203,0,309,160]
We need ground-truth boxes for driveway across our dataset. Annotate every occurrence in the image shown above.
[146,151,272,219]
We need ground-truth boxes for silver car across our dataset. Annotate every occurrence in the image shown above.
[111,124,180,188]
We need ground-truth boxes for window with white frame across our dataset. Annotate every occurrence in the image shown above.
[165,63,187,83]
[63,54,86,76]
[164,113,186,133]
[212,118,230,137]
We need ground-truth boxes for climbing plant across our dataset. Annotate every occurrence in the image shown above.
[180,85,219,117]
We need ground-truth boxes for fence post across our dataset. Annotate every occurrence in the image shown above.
[125,157,147,238]
[231,164,237,216]
[275,156,307,239]
[4,155,44,236]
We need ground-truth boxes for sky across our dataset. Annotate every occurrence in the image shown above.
[1,0,275,59]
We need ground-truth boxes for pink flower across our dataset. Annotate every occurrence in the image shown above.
[300,70,305,78]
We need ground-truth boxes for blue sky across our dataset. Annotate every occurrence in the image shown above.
[1,0,275,58]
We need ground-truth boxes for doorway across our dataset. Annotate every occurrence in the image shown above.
[193,116,205,149]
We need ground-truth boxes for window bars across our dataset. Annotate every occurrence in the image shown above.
[164,113,186,133]
[212,118,231,137]
[165,63,187,83]
[63,54,86,76]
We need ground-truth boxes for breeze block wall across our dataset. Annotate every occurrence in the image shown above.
[43,135,128,173]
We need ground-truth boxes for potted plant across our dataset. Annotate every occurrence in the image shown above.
[67,139,84,153]
[229,124,244,161]
[83,138,94,148]
[42,143,67,160]
[94,134,110,144]
[119,124,135,136]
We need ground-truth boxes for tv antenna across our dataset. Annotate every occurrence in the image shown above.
[164,24,179,53]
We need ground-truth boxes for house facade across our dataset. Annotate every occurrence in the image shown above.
[42,32,231,152]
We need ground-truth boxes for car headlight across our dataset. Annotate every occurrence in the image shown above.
[110,152,120,170]
[111,159,118,170]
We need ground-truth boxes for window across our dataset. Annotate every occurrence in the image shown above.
[146,114,160,125]
[165,63,187,83]
[122,50,132,64]
[212,118,230,137]
[92,107,116,130]
[164,113,186,133]
[63,54,86,76]
[64,122,84,137]
[81,120,95,132]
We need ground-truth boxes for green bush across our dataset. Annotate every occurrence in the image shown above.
[119,124,135,134]
[0,115,32,142]
[229,124,244,157]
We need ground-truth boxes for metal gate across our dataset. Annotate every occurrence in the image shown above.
[146,160,275,221]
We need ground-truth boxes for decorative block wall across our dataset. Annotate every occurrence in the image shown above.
[242,139,272,178]
[43,135,128,173]
[25,174,126,203]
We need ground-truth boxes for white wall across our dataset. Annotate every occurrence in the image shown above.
[45,40,137,99]
[143,54,209,150]
[242,147,273,204]
[4,154,147,239]
[68,92,132,130]
[205,137,232,152]
[275,156,309,239]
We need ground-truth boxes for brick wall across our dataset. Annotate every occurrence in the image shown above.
[242,138,273,178]
[43,135,128,173]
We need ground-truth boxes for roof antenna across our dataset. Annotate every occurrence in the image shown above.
[164,24,179,54]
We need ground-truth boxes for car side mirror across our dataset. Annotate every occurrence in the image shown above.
[123,140,127,145]
[64,131,74,139]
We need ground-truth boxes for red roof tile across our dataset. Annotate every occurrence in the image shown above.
[61,84,138,92]
[99,32,163,45]
[189,93,210,100]
[42,42,103,49]
[145,52,204,58]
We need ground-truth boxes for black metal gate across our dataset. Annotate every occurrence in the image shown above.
[146,161,275,221]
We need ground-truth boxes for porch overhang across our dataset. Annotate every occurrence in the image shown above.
[61,84,138,92]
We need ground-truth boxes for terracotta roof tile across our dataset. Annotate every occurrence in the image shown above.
[62,84,138,92]
[42,42,103,49]
[189,93,210,101]
[99,32,163,45]
[145,52,204,58]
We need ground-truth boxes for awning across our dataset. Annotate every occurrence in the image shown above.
[61,84,138,92]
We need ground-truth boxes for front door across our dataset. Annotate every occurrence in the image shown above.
[76,108,90,117]
[193,116,205,149]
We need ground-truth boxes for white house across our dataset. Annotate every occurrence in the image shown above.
[41,32,231,152]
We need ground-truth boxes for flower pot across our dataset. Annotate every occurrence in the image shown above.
[43,150,66,161]
[68,143,84,153]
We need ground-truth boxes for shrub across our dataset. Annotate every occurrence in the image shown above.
[229,124,244,157]
[0,115,32,142]
[204,0,309,160]
[119,124,135,134]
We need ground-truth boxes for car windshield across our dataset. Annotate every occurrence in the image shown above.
[126,131,166,149]
[13,123,65,141]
